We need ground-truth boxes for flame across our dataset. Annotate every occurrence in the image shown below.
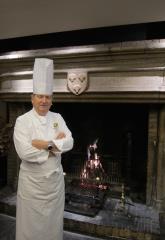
[79,139,108,190]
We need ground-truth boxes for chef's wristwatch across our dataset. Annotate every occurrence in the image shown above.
[47,141,54,151]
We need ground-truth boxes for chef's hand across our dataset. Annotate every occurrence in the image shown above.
[56,132,66,139]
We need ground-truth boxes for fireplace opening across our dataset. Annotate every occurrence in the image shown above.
[51,103,148,214]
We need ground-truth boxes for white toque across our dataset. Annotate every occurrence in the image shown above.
[33,58,53,95]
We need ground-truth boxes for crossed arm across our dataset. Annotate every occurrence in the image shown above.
[32,132,66,151]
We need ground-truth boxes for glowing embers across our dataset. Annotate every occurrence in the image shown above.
[65,178,106,217]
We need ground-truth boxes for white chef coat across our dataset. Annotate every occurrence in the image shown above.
[13,108,73,240]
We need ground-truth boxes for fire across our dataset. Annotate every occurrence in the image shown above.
[80,139,108,190]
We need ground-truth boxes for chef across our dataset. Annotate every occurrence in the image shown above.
[13,58,73,240]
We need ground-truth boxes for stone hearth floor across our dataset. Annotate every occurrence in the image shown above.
[0,187,161,240]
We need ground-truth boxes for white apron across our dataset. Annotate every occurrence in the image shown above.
[16,159,64,240]
[14,109,73,240]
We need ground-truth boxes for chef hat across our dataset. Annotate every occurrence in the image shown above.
[33,58,54,95]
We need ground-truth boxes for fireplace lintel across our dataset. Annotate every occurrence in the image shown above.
[1,39,165,102]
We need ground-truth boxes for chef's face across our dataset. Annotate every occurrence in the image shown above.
[31,94,52,116]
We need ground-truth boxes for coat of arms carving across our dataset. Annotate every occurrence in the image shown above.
[67,72,88,95]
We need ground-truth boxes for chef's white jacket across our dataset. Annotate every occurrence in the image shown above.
[13,108,73,240]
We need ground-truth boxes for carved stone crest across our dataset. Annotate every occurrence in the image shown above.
[67,72,88,95]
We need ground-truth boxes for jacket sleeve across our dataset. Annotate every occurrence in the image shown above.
[52,114,74,153]
[13,117,49,164]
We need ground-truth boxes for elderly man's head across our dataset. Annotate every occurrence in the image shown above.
[31,94,52,116]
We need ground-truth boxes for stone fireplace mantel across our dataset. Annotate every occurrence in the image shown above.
[1,39,165,102]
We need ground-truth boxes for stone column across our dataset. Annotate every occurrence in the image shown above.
[146,107,159,206]
[155,105,165,211]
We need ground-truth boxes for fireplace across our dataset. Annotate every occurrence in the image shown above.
[0,40,164,239]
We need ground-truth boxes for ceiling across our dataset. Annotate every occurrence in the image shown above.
[1,0,165,40]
